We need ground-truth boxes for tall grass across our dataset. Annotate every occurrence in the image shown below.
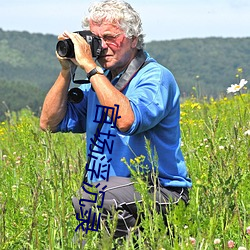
[0,93,249,249]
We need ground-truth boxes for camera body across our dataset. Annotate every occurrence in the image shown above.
[56,30,102,58]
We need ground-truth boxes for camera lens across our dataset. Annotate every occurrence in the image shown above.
[68,88,84,103]
[56,39,74,58]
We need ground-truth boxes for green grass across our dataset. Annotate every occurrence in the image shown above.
[0,93,249,249]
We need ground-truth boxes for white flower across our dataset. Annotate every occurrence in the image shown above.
[244,130,250,136]
[214,238,221,244]
[238,247,246,250]
[20,207,25,214]
[227,79,248,93]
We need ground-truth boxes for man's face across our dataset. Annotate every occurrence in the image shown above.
[89,20,138,73]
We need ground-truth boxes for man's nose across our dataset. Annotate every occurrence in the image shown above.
[101,38,108,49]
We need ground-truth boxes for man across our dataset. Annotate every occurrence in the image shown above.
[40,0,192,242]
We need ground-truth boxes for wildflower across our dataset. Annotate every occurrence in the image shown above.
[228,240,235,248]
[20,207,25,214]
[246,226,250,235]
[135,157,141,164]
[42,213,48,221]
[218,145,224,150]
[189,237,196,246]
[237,67,243,73]
[214,238,221,244]
[130,159,135,165]
[244,130,250,136]
[227,79,248,93]
[191,103,201,109]
[12,185,17,192]
[196,180,202,185]
[238,247,246,250]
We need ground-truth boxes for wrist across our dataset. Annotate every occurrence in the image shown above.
[60,68,71,80]
[83,63,97,74]
[87,66,104,80]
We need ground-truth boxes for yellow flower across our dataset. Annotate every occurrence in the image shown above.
[237,67,243,73]
[191,103,201,109]
[130,159,135,165]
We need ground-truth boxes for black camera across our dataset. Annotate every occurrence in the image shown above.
[56,30,102,58]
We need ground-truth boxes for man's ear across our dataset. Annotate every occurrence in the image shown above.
[131,36,139,48]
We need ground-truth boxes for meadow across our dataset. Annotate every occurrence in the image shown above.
[0,90,249,249]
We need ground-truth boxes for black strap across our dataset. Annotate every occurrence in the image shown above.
[114,49,147,91]
[81,50,150,184]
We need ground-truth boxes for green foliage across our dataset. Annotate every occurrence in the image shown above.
[0,93,249,249]
[0,80,46,121]
[145,37,250,98]
[0,29,61,121]
[0,28,60,88]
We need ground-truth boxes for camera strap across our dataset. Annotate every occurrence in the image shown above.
[81,50,150,184]
[113,49,148,91]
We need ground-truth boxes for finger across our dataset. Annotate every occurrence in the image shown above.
[64,30,76,40]
[57,31,71,41]
[65,31,86,43]
[55,51,79,66]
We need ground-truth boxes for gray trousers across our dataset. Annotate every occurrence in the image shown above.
[72,176,189,238]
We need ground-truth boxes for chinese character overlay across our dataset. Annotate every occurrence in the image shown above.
[93,104,121,128]
[75,104,120,234]
[75,182,107,234]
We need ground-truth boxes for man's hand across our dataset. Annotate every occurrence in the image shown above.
[56,33,79,71]
[62,31,96,73]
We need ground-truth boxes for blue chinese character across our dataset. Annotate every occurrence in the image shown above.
[93,104,121,128]
[89,137,114,155]
[86,155,111,181]
[75,182,107,234]
[75,207,101,234]
[95,127,116,140]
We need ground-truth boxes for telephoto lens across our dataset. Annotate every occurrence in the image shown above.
[56,39,75,58]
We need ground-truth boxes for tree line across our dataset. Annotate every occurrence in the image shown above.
[0,28,249,120]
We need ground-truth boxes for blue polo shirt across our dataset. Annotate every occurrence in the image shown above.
[58,52,192,188]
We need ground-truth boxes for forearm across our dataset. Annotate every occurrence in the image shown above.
[40,70,71,132]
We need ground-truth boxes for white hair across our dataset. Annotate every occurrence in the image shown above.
[82,0,145,49]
